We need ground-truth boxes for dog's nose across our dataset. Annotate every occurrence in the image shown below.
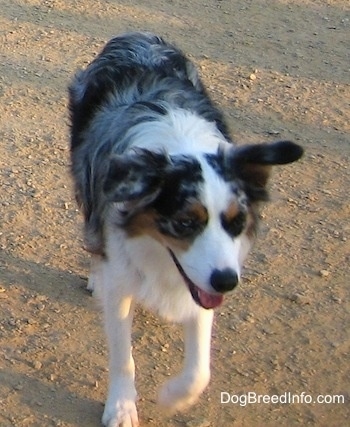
[210,268,239,293]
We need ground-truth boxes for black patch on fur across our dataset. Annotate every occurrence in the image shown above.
[205,153,223,177]
[152,156,203,217]
[134,101,167,116]
[104,149,169,202]
[69,65,138,149]
[205,152,268,203]
[221,211,247,237]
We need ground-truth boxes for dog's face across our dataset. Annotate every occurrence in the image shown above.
[104,141,303,309]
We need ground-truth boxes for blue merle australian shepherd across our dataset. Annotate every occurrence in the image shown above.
[68,32,303,426]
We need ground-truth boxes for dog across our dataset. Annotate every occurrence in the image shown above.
[68,32,303,427]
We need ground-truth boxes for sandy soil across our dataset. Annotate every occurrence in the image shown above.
[0,1,349,426]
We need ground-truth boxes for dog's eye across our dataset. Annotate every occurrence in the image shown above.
[221,211,247,237]
[172,218,198,236]
[157,213,206,239]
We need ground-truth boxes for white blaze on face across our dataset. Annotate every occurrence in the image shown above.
[175,156,252,293]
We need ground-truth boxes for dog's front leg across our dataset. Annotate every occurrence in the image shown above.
[158,308,214,413]
[87,254,102,293]
[101,284,138,427]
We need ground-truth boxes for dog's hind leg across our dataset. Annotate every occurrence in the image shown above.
[158,308,214,413]
[100,264,139,427]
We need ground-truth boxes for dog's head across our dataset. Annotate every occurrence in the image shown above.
[104,141,303,309]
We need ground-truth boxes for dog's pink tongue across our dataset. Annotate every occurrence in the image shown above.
[198,289,224,309]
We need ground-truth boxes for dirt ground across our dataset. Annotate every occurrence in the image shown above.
[0,0,349,426]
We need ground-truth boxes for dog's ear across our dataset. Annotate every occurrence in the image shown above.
[225,140,303,200]
[103,149,169,204]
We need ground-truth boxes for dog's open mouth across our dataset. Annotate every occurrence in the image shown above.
[168,249,223,310]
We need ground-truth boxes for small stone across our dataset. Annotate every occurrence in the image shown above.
[290,293,311,305]
[271,359,281,371]
[33,361,42,370]
[244,313,255,323]
[161,345,168,352]
[249,73,257,81]
[330,341,340,348]
[319,270,330,277]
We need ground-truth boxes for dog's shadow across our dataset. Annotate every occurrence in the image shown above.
[0,251,105,426]
[0,368,103,426]
[0,250,89,304]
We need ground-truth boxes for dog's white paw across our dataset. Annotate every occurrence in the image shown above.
[157,371,210,413]
[102,399,139,427]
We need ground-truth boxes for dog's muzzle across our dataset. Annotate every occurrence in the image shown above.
[168,249,225,310]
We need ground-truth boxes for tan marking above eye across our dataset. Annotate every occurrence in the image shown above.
[180,201,208,224]
[221,201,240,224]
